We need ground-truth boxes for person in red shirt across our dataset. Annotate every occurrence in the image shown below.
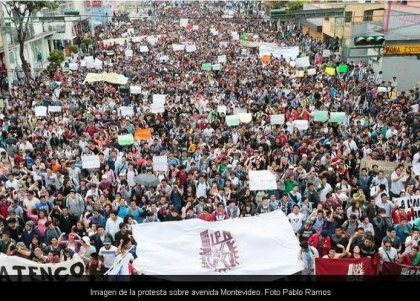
[308,230,332,257]
[392,205,415,225]
[198,207,214,222]
[397,246,420,266]
[212,203,228,221]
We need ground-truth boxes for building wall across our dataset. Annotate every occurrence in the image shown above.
[381,56,420,91]
[301,25,323,41]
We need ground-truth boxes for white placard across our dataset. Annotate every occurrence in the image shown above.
[151,103,165,113]
[413,163,420,176]
[131,36,142,43]
[186,44,197,52]
[82,155,100,169]
[322,49,331,57]
[125,49,133,58]
[293,119,309,131]
[34,106,47,117]
[172,44,185,51]
[259,45,299,60]
[296,56,310,68]
[140,46,149,53]
[218,55,227,63]
[69,63,78,70]
[106,50,115,56]
[93,59,103,70]
[289,61,296,68]
[127,28,134,35]
[48,106,62,113]
[377,86,390,93]
[412,104,419,113]
[80,60,87,67]
[192,25,199,31]
[180,18,189,27]
[307,68,316,76]
[120,106,134,117]
[153,94,166,105]
[271,114,285,125]
[153,155,168,172]
[231,31,239,41]
[147,36,159,45]
[395,195,420,224]
[130,86,142,94]
[217,105,227,115]
[241,48,248,56]
[233,107,247,114]
[249,170,277,191]
[210,28,218,36]
[158,55,170,62]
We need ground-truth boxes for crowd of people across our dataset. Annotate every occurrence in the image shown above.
[0,1,419,276]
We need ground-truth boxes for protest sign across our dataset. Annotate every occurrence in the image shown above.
[172,44,185,51]
[293,120,309,131]
[201,63,212,71]
[212,64,221,71]
[233,107,247,115]
[325,67,336,76]
[140,46,149,53]
[130,86,142,94]
[218,55,227,63]
[270,114,285,125]
[307,68,316,76]
[295,56,310,68]
[35,106,47,117]
[313,111,329,122]
[226,115,240,127]
[69,63,78,70]
[135,129,152,141]
[249,170,277,191]
[48,106,62,113]
[217,105,227,115]
[338,64,348,73]
[186,44,197,52]
[329,112,346,123]
[238,113,252,123]
[153,156,168,172]
[118,134,135,146]
[119,106,134,117]
[180,18,188,27]
[153,94,166,105]
[125,49,133,58]
[395,195,420,224]
[82,155,100,169]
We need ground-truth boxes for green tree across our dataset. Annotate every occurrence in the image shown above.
[82,37,92,47]
[288,1,304,13]
[70,45,79,54]
[270,1,287,9]
[47,49,65,70]
[2,1,58,82]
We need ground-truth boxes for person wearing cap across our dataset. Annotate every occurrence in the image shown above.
[99,238,118,271]
[78,236,96,264]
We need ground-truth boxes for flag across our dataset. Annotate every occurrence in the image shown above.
[315,257,379,275]
[132,211,303,275]
[382,262,420,275]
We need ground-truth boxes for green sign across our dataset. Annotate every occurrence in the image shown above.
[240,33,248,40]
[226,115,240,127]
[338,64,348,74]
[313,111,329,122]
[329,112,346,123]
[118,134,135,146]
[212,64,221,71]
[201,63,212,71]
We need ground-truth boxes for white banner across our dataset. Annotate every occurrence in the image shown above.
[233,107,247,114]
[69,63,78,70]
[48,106,62,113]
[395,195,420,224]
[147,36,159,45]
[217,105,227,115]
[180,18,189,27]
[295,56,310,68]
[293,119,309,131]
[119,106,134,117]
[249,170,277,191]
[271,114,285,125]
[172,44,185,52]
[82,155,100,169]
[125,49,133,58]
[132,211,302,275]
[307,68,316,76]
[151,103,165,113]
[153,94,166,105]
[186,44,197,53]
[127,28,134,35]
[413,163,420,176]
[259,45,299,60]
[140,46,149,53]
[130,86,142,94]
[0,253,85,278]
[152,155,168,172]
[218,55,227,63]
[35,106,47,117]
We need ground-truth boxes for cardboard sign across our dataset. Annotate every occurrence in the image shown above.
[35,106,47,117]
[69,63,78,70]
[118,134,135,146]
[217,105,227,115]
[293,120,309,131]
[48,106,62,113]
[218,55,227,63]
[295,56,310,68]
[226,115,240,127]
[153,94,166,105]
[186,44,197,52]
[313,111,329,122]
[125,49,133,58]
[329,112,346,123]
[325,67,336,76]
[120,106,134,117]
[140,46,149,53]
[180,18,188,27]
[201,63,212,71]
[130,86,142,94]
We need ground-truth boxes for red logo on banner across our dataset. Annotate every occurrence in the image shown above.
[200,230,239,272]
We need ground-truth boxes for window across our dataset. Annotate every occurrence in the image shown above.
[363,10,374,22]
[345,11,353,22]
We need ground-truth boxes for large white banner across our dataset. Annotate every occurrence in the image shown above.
[395,195,420,224]
[0,253,85,278]
[132,211,302,275]
[249,170,277,191]
[259,45,299,60]
[152,155,168,172]
[82,155,100,169]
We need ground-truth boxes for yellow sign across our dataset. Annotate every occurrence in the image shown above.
[383,45,420,55]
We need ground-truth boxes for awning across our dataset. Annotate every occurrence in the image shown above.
[50,32,76,41]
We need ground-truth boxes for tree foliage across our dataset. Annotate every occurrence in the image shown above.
[288,1,304,13]
[47,49,65,69]
[2,1,58,81]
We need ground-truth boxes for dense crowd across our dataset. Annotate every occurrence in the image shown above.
[0,1,419,276]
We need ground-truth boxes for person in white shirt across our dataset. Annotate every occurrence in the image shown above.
[288,204,305,233]
[371,171,389,192]
[343,137,358,153]
[99,239,119,270]
[318,177,332,203]
[196,175,209,198]
[390,166,406,198]
[105,211,124,239]
[5,174,19,190]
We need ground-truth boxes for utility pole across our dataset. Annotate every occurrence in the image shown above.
[0,8,12,93]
